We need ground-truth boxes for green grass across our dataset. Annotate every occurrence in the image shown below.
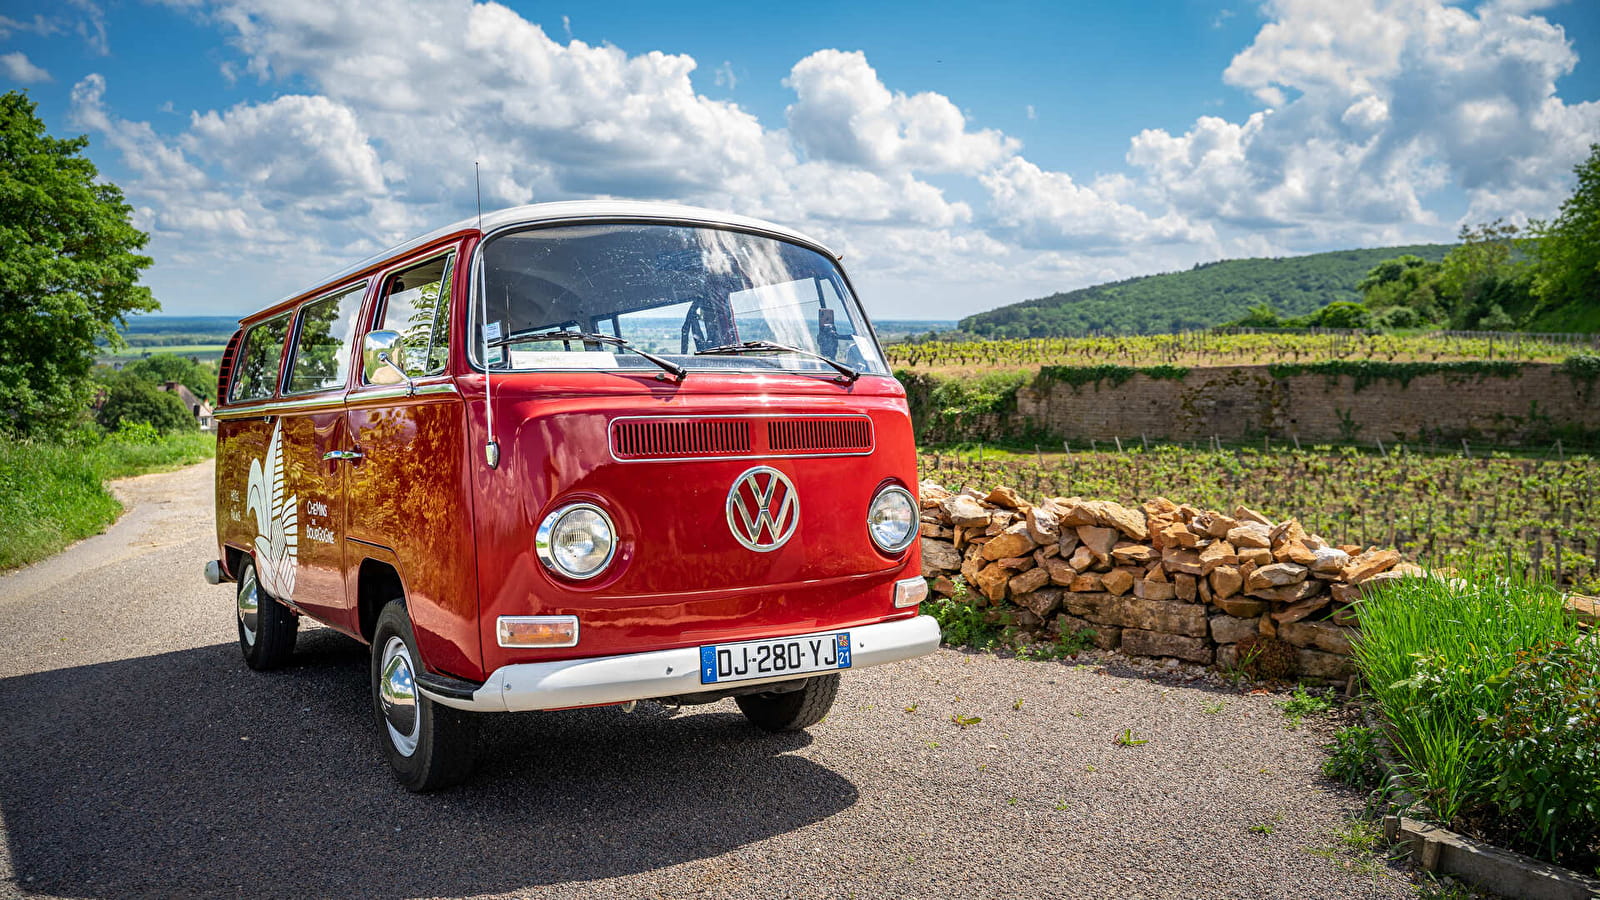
[1351,567,1583,826]
[0,427,215,569]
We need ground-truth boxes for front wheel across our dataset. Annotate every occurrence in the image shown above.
[371,601,479,792]
[236,558,297,670]
[735,674,840,732]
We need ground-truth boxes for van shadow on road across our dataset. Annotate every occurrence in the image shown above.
[0,628,858,898]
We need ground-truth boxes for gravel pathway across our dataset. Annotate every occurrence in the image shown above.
[0,461,1418,899]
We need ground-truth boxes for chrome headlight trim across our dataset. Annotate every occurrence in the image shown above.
[867,485,917,554]
[535,502,618,580]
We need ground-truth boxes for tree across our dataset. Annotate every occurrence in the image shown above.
[120,353,216,403]
[95,375,194,433]
[0,90,156,437]
[1527,143,1600,328]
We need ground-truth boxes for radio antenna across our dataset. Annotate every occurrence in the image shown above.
[477,161,499,468]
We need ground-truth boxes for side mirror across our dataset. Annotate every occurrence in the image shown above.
[363,330,415,395]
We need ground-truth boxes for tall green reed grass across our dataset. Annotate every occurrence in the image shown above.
[1352,567,1582,825]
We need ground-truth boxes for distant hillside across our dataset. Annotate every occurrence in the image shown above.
[959,244,1453,337]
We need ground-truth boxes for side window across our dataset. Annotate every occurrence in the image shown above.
[229,315,290,402]
[374,253,454,378]
[286,284,366,394]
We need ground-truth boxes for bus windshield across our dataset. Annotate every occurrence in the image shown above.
[471,223,888,377]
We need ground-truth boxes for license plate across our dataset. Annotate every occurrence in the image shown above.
[699,632,852,684]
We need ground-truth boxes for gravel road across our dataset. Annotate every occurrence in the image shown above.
[0,461,1418,899]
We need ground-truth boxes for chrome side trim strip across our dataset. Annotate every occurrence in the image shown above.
[214,395,346,419]
[217,382,460,418]
[347,383,460,404]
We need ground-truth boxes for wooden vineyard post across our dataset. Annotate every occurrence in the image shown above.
[1554,528,1564,586]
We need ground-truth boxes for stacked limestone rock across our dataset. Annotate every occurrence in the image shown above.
[917,480,1424,681]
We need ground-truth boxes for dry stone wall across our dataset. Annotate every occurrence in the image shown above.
[918,481,1428,681]
[994,363,1596,446]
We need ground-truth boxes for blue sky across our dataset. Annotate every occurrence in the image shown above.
[3,0,1597,319]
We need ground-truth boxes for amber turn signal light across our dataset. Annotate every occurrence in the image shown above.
[893,576,928,608]
[497,615,580,648]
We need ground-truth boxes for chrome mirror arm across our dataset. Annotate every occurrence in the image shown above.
[377,351,417,397]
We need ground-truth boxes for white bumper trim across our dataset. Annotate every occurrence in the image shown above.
[423,615,941,713]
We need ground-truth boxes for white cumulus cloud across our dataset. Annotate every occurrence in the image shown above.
[64,0,1600,318]
[0,51,50,83]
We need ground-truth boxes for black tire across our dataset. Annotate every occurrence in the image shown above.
[236,558,297,670]
[371,600,479,792]
[735,674,840,732]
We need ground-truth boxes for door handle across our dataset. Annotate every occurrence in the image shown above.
[322,449,365,462]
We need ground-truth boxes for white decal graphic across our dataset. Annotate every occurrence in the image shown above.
[247,421,298,599]
[304,499,335,544]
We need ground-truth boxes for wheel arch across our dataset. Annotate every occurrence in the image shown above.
[222,543,251,582]
[356,557,407,645]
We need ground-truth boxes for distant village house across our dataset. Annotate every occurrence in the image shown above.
[161,381,215,431]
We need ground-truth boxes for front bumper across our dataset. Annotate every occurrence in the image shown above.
[421,615,942,713]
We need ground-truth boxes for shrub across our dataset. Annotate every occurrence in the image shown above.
[1233,634,1297,680]
[96,376,194,433]
[922,580,1001,650]
[1323,725,1385,789]
[1479,641,1600,869]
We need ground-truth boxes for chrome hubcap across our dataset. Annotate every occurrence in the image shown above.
[237,569,259,645]
[379,636,420,757]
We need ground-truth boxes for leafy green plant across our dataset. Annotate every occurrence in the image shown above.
[1279,686,1335,727]
[922,581,1002,650]
[950,713,982,728]
[1304,817,1391,876]
[1114,728,1148,747]
[1202,700,1225,715]
[1014,626,1096,660]
[1322,726,1385,789]
[1478,640,1600,869]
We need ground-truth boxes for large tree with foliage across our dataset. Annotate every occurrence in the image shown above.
[0,90,157,437]
[120,353,216,403]
[1527,143,1600,331]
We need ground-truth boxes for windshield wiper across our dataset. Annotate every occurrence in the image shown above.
[490,329,686,381]
[694,340,860,383]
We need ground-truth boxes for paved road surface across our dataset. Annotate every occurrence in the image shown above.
[0,461,1416,899]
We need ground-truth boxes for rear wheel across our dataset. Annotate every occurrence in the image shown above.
[735,674,840,732]
[236,559,297,670]
[371,600,479,792]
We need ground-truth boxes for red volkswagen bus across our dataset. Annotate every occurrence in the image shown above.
[205,201,939,790]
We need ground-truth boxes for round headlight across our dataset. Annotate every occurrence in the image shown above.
[867,485,917,553]
[536,503,617,580]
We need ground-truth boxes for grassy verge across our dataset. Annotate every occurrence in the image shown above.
[0,426,215,570]
[1352,567,1599,871]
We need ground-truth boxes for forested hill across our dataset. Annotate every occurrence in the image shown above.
[959,244,1453,337]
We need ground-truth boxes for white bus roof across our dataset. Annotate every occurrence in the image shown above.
[251,201,838,322]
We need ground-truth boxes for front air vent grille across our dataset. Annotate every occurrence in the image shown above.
[610,415,874,461]
[768,417,873,453]
[611,419,752,460]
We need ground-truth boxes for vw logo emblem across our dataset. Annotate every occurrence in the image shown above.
[726,466,799,552]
